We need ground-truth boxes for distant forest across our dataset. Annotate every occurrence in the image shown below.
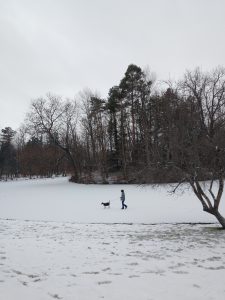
[1,64,225,185]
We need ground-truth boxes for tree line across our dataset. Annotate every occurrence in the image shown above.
[1,64,225,226]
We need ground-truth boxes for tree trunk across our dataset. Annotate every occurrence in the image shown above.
[213,210,225,229]
[64,148,79,181]
[189,179,225,229]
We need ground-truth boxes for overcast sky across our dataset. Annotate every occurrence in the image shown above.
[1,0,225,129]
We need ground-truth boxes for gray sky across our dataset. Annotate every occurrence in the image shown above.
[1,0,225,129]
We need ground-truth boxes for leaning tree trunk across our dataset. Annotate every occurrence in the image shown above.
[190,177,225,229]
[203,208,225,229]
[212,210,225,229]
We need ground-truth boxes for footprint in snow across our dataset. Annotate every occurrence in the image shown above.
[48,293,62,299]
[98,281,112,285]
[83,271,99,275]
[129,275,140,278]
[102,267,111,272]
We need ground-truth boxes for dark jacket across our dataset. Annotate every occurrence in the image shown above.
[120,191,125,201]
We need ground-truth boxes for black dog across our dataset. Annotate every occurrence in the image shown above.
[101,201,110,208]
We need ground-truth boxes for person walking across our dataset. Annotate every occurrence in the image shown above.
[120,189,127,209]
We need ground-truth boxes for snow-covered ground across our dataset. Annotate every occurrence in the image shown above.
[1,177,225,300]
[0,176,224,223]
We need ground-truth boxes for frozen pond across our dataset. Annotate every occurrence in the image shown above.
[0,177,222,224]
[1,219,225,300]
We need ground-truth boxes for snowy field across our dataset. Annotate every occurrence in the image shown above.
[0,176,224,224]
[1,177,225,300]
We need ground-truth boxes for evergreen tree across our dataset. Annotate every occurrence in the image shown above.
[0,127,17,179]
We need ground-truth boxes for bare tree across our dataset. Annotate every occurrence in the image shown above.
[26,93,80,181]
[181,67,225,138]
[80,89,109,182]
[170,67,225,228]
